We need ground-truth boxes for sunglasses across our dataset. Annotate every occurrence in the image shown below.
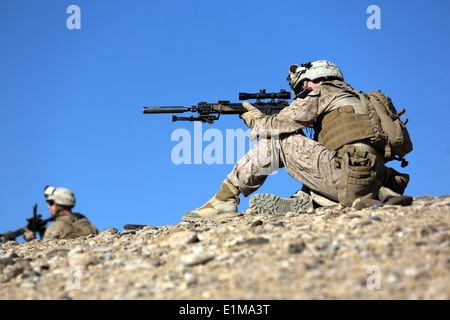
[47,200,55,206]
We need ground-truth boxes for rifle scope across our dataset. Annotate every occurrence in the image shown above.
[239,89,291,101]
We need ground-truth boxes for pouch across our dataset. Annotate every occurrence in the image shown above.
[338,149,380,206]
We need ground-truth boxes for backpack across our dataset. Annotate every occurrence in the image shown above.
[359,90,413,167]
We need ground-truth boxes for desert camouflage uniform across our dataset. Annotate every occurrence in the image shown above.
[42,213,99,242]
[227,79,384,202]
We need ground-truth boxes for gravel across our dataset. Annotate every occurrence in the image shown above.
[1,195,449,300]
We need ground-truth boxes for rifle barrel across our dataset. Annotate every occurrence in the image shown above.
[143,107,190,114]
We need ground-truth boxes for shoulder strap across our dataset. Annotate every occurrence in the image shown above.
[322,81,368,113]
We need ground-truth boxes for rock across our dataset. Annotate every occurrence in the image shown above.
[236,237,269,246]
[68,253,99,270]
[1,264,24,283]
[101,228,118,235]
[435,233,450,244]
[289,242,306,254]
[182,253,214,266]
[250,220,264,228]
[351,198,368,210]
[166,231,199,248]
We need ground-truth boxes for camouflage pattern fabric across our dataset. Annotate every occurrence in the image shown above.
[228,80,386,203]
[42,213,98,242]
[227,131,341,201]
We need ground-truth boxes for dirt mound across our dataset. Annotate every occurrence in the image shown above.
[1,195,449,300]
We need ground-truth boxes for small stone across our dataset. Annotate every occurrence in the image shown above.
[351,198,368,210]
[68,253,99,270]
[20,282,35,288]
[236,237,269,246]
[315,240,330,251]
[68,246,83,256]
[3,251,19,259]
[357,220,373,227]
[285,211,296,218]
[166,231,199,247]
[2,264,24,282]
[187,222,198,229]
[420,229,430,238]
[123,224,147,231]
[250,220,263,228]
[182,253,214,266]
[289,242,306,254]
[151,258,161,267]
[245,208,257,215]
[101,228,118,235]
[435,233,450,244]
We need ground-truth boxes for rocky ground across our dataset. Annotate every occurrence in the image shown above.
[1,195,449,300]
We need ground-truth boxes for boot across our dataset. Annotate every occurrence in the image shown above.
[385,168,410,195]
[378,186,413,206]
[249,192,313,214]
[182,179,241,222]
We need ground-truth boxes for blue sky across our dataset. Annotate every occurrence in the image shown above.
[1,0,449,239]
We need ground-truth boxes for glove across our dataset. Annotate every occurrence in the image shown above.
[240,102,264,128]
[23,227,36,242]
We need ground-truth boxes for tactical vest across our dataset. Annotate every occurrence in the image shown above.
[314,82,412,166]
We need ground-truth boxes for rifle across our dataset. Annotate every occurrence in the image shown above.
[143,89,291,124]
[0,204,54,242]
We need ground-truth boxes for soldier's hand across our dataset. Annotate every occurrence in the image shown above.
[240,102,264,128]
[23,227,36,242]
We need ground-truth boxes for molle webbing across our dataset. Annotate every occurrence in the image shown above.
[318,105,377,151]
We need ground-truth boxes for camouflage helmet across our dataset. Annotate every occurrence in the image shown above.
[44,186,76,207]
[287,60,344,93]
